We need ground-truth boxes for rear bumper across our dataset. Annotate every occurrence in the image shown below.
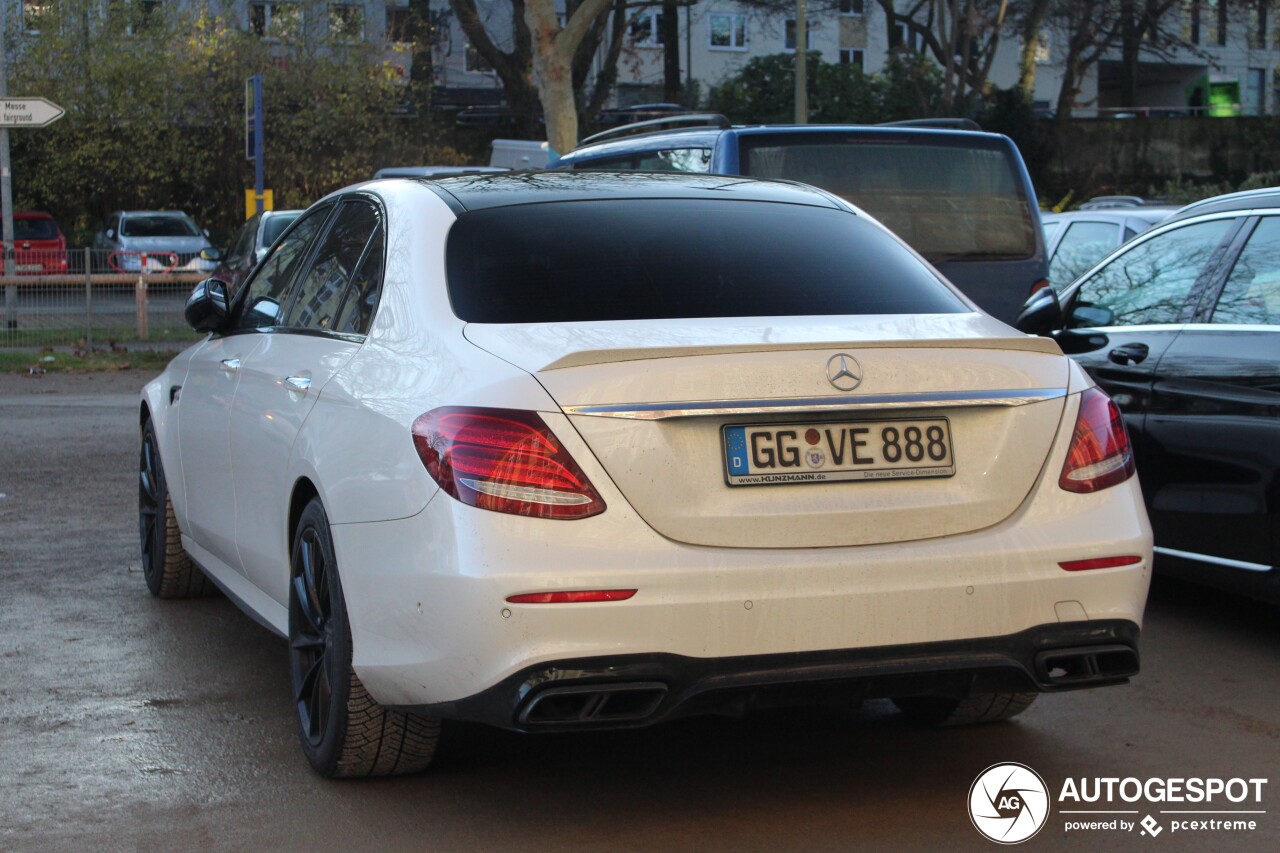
[401,620,1140,732]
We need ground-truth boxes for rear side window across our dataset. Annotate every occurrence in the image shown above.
[739,136,1036,262]
[446,200,965,323]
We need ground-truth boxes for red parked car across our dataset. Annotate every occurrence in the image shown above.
[5,212,68,274]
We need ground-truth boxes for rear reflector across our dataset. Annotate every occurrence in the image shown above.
[412,407,606,519]
[506,590,637,604]
[1059,387,1136,493]
[1059,555,1143,572]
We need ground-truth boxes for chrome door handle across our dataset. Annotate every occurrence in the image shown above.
[220,358,241,373]
[284,376,312,392]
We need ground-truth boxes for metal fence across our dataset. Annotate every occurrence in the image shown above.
[0,248,206,350]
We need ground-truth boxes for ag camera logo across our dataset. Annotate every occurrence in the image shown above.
[970,763,1051,844]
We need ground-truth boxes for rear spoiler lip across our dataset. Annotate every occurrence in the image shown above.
[538,336,1063,372]
[561,387,1068,420]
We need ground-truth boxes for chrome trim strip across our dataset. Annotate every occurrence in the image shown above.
[1154,547,1273,573]
[563,388,1067,420]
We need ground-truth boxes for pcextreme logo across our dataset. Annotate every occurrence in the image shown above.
[969,763,1269,844]
[969,763,1052,844]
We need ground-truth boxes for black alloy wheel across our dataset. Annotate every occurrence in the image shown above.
[288,498,441,777]
[138,419,210,598]
[290,515,336,750]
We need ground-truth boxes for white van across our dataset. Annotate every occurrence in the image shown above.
[489,139,551,170]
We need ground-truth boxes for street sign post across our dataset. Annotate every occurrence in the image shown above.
[245,75,265,216]
[1,0,69,328]
[0,97,65,128]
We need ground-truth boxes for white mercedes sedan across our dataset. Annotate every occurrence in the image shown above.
[139,172,1151,778]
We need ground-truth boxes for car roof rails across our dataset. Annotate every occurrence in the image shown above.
[578,113,732,148]
[878,117,983,131]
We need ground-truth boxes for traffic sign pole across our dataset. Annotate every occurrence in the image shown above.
[247,75,265,217]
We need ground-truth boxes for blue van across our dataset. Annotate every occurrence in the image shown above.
[552,116,1048,324]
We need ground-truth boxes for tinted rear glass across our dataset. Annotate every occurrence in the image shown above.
[15,219,59,240]
[738,135,1036,262]
[446,199,965,323]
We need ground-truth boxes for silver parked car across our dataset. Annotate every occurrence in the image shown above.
[93,210,218,273]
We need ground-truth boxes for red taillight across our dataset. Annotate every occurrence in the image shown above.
[1029,278,1051,295]
[1058,555,1142,572]
[1059,388,1136,493]
[506,589,636,604]
[411,407,606,519]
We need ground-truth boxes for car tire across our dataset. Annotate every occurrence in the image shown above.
[892,692,1038,727]
[139,419,213,599]
[289,498,441,778]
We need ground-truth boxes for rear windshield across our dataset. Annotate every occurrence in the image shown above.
[14,219,59,240]
[739,136,1036,262]
[446,199,965,323]
[120,215,200,237]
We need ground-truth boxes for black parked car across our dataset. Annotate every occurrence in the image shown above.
[1018,187,1280,603]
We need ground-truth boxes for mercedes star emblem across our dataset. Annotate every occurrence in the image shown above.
[826,353,863,392]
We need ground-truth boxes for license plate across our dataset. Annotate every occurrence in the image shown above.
[15,263,42,272]
[722,418,955,486]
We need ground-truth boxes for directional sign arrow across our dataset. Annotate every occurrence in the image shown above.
[0,97,66,129]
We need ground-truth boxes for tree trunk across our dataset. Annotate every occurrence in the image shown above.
[662,0,681,102]
[582,2,629,125]
[524,0,613,156]
[1016,0,1051,96]
[1119,0,1140,108]
[450,0,541,136]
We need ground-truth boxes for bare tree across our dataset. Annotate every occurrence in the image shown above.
[875,0,1009,113]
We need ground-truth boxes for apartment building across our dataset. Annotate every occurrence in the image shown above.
[13,0,1280,116]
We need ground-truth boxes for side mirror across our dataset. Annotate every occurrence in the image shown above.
[203,228,211,238]
[1066,304,1115,329]
[106,228,115,239]
[1014,287,1064,336]
[185,278,230,333]
[199,246,223,262]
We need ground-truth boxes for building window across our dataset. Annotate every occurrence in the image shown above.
[784,20,812,52]
[329,3,364,40]
[629,10,664,48]
[839,48,864,70]
[1249,0,1268,49]
[465,43,493,73]
[386,4,412,44]
[709,12,747,50]
[1246,67,1266,115]
[839,0,865,15]
[251,2,302,39]
[108,0,163,34]
[894,21,920,51]
[1184,0,1201,44]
